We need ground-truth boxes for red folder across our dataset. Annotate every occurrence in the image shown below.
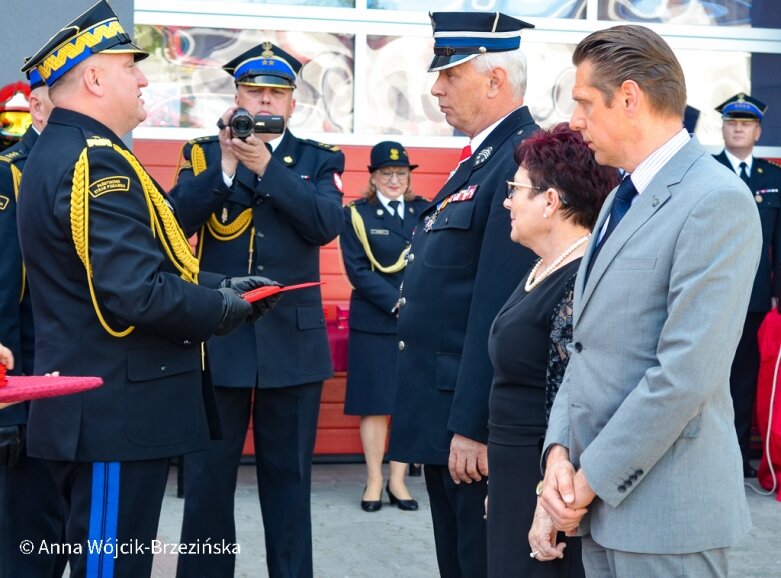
[0,367,103,403]
[242,281,325,303]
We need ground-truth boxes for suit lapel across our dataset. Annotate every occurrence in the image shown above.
[578,139,706,321]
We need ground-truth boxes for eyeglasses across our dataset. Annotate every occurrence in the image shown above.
[506,181,541,199]
[377,169,411,181]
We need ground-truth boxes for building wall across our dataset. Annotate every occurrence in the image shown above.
[2,0,134,85]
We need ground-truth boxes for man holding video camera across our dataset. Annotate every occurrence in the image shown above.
[171,41,345,578]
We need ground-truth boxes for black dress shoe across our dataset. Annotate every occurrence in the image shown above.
[408,463,422,477]
[744,463,758,478]
[386,482,419,511]
[361,487,382,512]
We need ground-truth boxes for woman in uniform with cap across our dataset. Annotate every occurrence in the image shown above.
[340,141,429,512]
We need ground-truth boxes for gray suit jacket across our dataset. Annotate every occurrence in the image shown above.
[545,137,760,554]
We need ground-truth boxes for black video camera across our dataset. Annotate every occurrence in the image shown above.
[217,108,285,139]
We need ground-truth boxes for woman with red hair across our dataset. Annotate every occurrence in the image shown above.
[486,123,619,577]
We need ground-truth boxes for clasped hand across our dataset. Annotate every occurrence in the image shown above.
[538,446,595,534]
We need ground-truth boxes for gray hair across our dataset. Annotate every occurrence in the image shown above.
[471,48,528,101]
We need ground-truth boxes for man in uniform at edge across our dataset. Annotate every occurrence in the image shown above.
[171,42,344,578]
[18,2,278,576]
[387,11,538,577]
[0,67,67,578]
[713,93,781,479]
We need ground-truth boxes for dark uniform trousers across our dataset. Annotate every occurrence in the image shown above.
[17,109,229,578]
[0,127,67,578]
[714,152,781,466]
[388,106,539,578]
[178,383,322,578]
[171,131,344,578]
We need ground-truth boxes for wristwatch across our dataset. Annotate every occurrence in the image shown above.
[535,480,544,496]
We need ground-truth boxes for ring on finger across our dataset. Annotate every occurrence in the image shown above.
[530,550,539,559]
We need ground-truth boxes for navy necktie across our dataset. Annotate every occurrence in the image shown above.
[739,161,751,187]
[388,200,403,224]
[586,175,638,279]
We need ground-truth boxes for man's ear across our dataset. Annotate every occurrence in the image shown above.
[488,67,508,97]
[619,79,641,118]
[83,65,104,97]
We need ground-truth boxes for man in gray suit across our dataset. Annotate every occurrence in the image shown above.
[532,25,761,577]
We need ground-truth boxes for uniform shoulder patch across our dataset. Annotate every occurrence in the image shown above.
[303,138,340,152]
[190,135,219,144]
[0,195,9,210]
[0,150,22,163]
[89,176,131,198]
[86,136,113,148]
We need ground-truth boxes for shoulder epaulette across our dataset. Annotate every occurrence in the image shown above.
[0,150,22,164]
[766,158,781,170]
[189,135,219,145]
[302,138,340,153]
[86,136,113,148]
[348,198,368,207]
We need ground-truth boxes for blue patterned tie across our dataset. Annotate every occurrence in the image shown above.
[586,175,638,279]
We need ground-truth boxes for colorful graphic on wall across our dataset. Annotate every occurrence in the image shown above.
[367,0,586,18]
[135,25,355,133]
[599,0,751,25]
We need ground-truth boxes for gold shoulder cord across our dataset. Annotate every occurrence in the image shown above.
[348,204,408,274]
[70,145,200,337]
[10,164,27,302]
[189,142,255,263]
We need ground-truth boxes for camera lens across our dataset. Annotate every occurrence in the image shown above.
[230,108,255,140]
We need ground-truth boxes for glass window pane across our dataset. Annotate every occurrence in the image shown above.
[134,25,354,133]
[598,1,751,27]
[368,0,585,18]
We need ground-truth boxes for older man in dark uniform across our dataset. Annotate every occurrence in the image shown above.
[18,3,276,577]
[713,93,781,478]
[0,67,66,578]
[171,42,344,578]
[387,12,538,578]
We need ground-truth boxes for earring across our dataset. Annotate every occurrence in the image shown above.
[543,212,548,219]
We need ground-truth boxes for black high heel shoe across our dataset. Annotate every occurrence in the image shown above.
[361,486,382,512]
[386,482,419,511]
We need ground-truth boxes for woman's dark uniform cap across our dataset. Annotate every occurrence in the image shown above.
[368,141,418,172]
[716,93,767,121]
[222,42,302,89]
[428,11,534,72]
[21,0,148,88]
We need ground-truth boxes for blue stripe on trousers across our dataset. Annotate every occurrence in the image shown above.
[87,462,120,578]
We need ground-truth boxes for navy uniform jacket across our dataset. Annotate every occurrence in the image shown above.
[0,128,37,427]
[714,152,781,312]
[17,108,229,462]
[341,196,429,334]
[388,106,539,465]
[171,131,345,388]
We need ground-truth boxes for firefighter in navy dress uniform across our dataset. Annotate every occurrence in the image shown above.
[0,67,67,578]
[170,41,345,578]
[713,93,781,478]
[17,3,277,577]
[386,12,539,578]
[340,141,428,513]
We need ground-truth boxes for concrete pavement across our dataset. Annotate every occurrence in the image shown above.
[148,462,781,577]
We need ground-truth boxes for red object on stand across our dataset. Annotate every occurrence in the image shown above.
[756,309,781,500]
